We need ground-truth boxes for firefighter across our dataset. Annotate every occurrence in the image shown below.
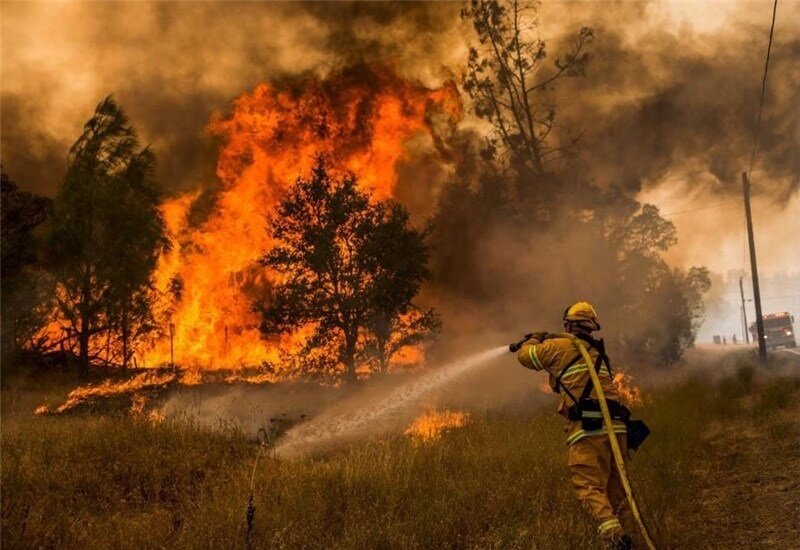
[516,302,633,550]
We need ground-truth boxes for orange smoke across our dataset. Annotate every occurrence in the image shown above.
[405,408,469,443]
[141,65,460,371]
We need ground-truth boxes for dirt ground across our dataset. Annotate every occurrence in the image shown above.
[695,366,800,548]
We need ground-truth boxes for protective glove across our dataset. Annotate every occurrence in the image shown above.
[509,331,549,353]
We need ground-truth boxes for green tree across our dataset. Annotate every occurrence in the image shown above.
[46,97,169,374]
[0,169,51,366]
[258,158,438,381]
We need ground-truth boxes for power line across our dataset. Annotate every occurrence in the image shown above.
[741,0,777,277]
[760,295,800,300]
[660,202,738,217]
[747,0,779,178]
[741,0,779,364]
[723,292,799,299]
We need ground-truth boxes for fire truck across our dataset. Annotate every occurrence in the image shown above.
[750,312,797,349]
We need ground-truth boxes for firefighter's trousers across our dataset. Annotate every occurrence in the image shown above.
[567,433,629,542]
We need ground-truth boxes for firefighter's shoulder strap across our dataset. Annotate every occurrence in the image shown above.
[553,353,583,404]
[575,333,613,373]
[554,335,610,404]
[576,336,613,402]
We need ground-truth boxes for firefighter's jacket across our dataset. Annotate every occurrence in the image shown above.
[517,334,626,446]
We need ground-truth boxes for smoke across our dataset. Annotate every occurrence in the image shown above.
[155,340,794,458]
[2,1,797,348]
[0,1,465,195]
[5,2,796,196]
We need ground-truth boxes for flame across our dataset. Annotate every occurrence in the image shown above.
[35,367,290,415]
[34,371,176,415]
[391,346,426,368]
[404,408,469,443]
[613,371,645,407]
[130,394,148,415]
[178,368,204,386]
[139,65,460,372]
[148,407,166,424]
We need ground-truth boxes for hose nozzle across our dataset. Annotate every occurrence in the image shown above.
[508,333,534,353]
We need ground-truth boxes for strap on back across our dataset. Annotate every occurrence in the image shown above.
[559,335,613,404]
[554,353,583,404]
[579,346,609,401]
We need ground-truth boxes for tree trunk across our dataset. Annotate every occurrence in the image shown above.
[377,337,388,374]
[343,329,358,383]
[78,323,90,377]
[121,307,129,372]
[78,276,92,377]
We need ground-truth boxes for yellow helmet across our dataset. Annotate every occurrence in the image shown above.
[563,301,601,330]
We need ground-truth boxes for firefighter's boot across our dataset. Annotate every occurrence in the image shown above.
[610,534,633,550]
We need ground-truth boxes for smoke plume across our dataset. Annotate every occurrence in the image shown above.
[2,0,797,349]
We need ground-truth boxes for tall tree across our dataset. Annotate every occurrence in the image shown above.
[430,1,710,365]
[258,158,438,381]
[0,169,51,365]
[46,97,169,374]
[461,0,593,175]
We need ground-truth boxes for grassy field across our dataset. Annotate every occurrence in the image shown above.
[2,352,798,549]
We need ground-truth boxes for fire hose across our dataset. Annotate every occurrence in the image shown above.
[511,332,657,550]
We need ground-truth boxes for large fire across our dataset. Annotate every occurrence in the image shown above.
[138,65,459,373]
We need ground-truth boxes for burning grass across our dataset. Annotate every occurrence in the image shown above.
[3,359,798,549]
[31,367,292,417]
[404,408,469,443]
[34,371,177,415]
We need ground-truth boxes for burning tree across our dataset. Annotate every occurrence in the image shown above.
[45,98,170,374]
[258,158,439,381]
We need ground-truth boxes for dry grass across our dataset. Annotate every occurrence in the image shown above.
[2,355,798,549]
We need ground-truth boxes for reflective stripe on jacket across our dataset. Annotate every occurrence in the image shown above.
[517,335,625,446]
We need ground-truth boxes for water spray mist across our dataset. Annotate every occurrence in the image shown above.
[274,346,507,457]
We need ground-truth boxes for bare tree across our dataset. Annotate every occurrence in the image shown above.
[462,0,593,174]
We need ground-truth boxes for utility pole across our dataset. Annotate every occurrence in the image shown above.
[739,276,750,344]
[742,172,767,362]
